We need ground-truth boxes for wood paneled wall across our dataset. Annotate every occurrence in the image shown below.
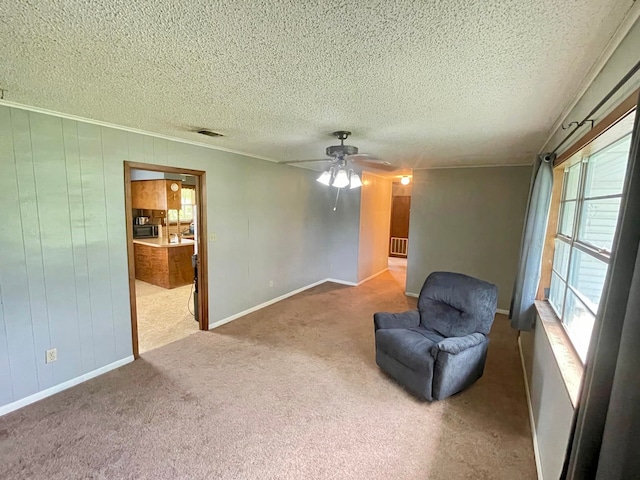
[0,104,355,409]
[0,109,132,405]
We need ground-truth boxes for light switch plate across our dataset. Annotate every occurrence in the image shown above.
[209,233,217,242]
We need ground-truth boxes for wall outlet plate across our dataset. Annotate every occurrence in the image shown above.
[46,348,57,364]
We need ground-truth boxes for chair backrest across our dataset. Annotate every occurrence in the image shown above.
[417,271,498,337]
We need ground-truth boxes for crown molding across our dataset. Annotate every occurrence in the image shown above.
[0,99,279,164]
[539,2,640,153]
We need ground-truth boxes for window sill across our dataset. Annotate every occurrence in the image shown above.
[534,300,583,408]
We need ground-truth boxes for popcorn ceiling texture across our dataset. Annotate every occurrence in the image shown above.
[0,0,634,168]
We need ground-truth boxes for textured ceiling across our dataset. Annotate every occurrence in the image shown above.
[0,0,635,169]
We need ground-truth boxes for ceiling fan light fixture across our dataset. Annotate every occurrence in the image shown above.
[316,170,332,186]
[400,176,411,185]
[349,172,362,189]
[333,169,350,188]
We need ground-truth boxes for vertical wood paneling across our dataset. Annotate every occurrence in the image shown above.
[77,122,116,367]
[0,107,39,399]
[167,139,177,167]
[153,137,168,166]
[0,103,343,411]
[101,128,133,359]
[143,136,154,164]
[0,284,14,405]
[62,118,95,372]
[127,132,144,163]
[31,113,84,384]
[10,109,55,390]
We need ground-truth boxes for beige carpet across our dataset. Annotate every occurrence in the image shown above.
[0,263,536,479]
[135,280,199,354]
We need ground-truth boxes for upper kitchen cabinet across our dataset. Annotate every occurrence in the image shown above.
[131,180,182,210]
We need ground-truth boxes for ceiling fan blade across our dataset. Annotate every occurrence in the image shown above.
[280,158,332,164]
[346,153,380,161]
[353,159,398,172]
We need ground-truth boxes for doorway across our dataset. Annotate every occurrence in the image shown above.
[389,178,412,270]
[124,162,209,358]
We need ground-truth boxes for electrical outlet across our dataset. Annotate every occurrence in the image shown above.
[269,280,274,288]
[209,233,217,242]
[46,348,57,364]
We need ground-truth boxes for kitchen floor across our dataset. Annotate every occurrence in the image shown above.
[135,280,199,354]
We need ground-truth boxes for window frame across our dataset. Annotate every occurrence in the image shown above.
[167,185,196,224]
[549,130,633,362]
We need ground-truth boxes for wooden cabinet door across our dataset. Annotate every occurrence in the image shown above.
[165,180,182,210]
[131,180,165,210]
[131,179,182,210]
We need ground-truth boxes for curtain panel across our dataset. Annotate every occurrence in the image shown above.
[563,99,640,479]
[509,155,554,331]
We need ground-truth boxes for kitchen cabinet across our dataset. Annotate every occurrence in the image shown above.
[131,180,182,210]
[133,238,194,289]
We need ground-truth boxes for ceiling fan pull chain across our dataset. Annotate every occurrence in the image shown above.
[333,187,341,212]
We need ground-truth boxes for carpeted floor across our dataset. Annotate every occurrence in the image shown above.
[0,262,536,479]
[135,280,199,354]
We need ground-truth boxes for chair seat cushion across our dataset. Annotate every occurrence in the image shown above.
[375,328,444,372]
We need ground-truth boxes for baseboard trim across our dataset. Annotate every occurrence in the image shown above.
[518,335,544,480]
[325,278,358,287]
[405,292,419,298]
[356,268,388,286]
[0,355,134,417]
[496,308,510,315]
[209,278,330,330]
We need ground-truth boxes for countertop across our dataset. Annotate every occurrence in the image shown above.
[133,238,195,248]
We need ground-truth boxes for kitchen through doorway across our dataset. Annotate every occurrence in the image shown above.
[124,162,208,358]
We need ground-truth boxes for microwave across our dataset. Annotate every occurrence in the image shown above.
[133,224,159,238]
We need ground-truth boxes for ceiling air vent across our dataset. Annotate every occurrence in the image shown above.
[196,129,224,138]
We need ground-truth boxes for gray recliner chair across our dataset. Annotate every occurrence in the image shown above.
[374,271,498,401]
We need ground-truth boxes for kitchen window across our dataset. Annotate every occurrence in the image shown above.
[168,186,196,223]
[548,131,632,362]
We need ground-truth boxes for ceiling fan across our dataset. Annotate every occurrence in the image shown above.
[281,131,397,189]
[281,131,397,211]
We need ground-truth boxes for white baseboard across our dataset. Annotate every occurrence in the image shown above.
[405,292,419,298]
[209,273,387,331]
[325,278,358,287]
[518,335,544,480]
[356,268,388,286]
[209,278,329,330]
[496,308,510,315]
[0,355,134,417]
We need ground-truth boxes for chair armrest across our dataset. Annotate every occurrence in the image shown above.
[374,310,420,331]
[430,333,486,356]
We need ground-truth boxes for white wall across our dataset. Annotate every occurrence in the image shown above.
[0,105,360,410]
[357,172,392,282]
[326,184,362,284]
[520,323,574,479]
[406,166,531,309]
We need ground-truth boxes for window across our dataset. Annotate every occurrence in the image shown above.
[548,133,632,362]
[167,186,196,223]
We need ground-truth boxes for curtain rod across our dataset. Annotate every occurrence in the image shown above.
[551,59,640,155]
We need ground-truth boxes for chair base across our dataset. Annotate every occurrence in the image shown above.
[376,350,434,401]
